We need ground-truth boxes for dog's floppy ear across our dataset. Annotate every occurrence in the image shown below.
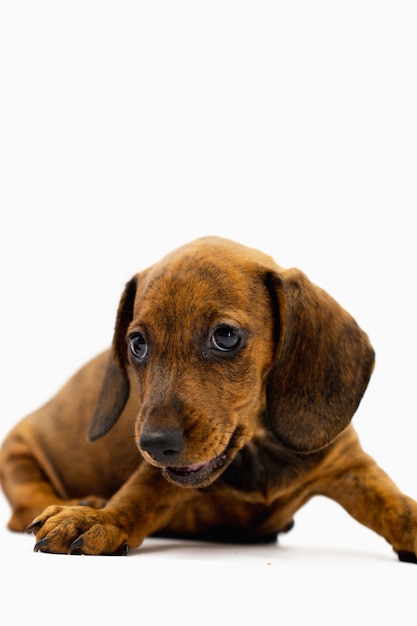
[265,268,375,453]
[88,276,138,442]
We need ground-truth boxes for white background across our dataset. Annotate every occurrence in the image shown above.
[0,1,416,623]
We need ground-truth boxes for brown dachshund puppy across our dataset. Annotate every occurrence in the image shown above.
[1,236,416,561]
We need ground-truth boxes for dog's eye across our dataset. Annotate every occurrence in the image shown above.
[129,333,148,360]
[211,325,241,352]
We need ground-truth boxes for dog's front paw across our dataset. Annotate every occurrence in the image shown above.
[26,505,130,556]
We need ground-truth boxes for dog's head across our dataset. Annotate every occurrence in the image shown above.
[89,237,375,488]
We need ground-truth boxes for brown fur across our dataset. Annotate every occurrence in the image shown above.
[1,236,416,561]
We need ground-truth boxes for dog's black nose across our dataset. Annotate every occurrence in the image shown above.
[139,428,185,464]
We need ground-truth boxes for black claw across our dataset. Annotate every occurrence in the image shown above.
[34,537,49,552]
[397,550,417,564]
[25,520,42,535]
[69,537,84,555]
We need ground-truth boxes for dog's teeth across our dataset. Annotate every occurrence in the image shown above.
[184,462,206,472]
[173,462,206,475]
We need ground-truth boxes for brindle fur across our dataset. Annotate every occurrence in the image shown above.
[1,236,416,561]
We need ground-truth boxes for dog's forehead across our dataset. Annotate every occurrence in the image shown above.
[132,238,274,324]
[161,236,276,269]
[154,237,276,283]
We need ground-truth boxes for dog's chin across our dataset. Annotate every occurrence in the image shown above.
[162,450,231,488]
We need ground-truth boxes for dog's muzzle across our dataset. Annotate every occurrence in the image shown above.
[139,427,234,488]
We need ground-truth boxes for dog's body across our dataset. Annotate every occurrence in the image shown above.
[1,236,416,560]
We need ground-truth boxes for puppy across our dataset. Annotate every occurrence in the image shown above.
[1,236,416,561]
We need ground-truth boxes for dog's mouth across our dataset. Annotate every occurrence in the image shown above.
[163,451,229,488]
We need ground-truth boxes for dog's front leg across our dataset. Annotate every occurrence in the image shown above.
[321,432,417,563]
[26,464,186,555]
